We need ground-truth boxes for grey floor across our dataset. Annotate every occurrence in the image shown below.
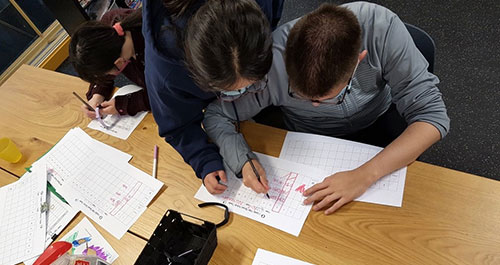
[57,0,500,180]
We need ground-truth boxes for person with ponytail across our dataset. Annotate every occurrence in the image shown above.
[142,0,283,194]
[70,8,150,119]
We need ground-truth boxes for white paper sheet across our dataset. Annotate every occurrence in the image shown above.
[195,153,328,236]
[72,127,132,162]
[42,128,163,239]
[88,111,147,140]
[252,249,314,265]
[61,217,119,263]
[24,185,79,265]
[87,84,148,140]
[0,165,47,265]
[279,132,407,207]
[43,190,80,242]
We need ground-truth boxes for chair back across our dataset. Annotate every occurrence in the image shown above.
[405,23,436,73]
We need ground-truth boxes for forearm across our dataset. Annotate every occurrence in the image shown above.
[86,80,115,100]
[204,103,254,175]
[359,121,441,182]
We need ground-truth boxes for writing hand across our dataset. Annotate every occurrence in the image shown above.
[81,94,104,119]
[100,99,118,115]
[242,159,269,194]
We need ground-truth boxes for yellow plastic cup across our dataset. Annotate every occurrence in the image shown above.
[0,138,22,163]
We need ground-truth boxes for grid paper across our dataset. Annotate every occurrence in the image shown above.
[0,166,47,265]
[23,189,79,265]
[195,153,328,236]
[40,128,162,239]
[279,132,407,207]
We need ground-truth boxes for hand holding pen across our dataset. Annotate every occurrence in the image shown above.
[244,154,270,198]
[73,92,105,119]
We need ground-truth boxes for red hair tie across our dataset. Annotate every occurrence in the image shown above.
[113,23,124,36]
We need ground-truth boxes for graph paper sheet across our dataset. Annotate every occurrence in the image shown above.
[72,127,132,162]
[252,249,313,265]
[24,187,79,265]
[279,132,407,207]
[0,164,47,265]
[41,128,163,239]
[195,153,328,236]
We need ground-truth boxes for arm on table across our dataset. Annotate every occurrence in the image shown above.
[304,9,450,214]
[101,89,151,116]
[304,122,440,214]
[203,91,272,193]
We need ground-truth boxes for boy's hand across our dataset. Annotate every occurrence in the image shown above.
[81,94,105,119]
[241,159,269,194]
[303,168,374,215]
[203,170,227,194]
[100,99,118,115]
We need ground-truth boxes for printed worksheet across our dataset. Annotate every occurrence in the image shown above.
[0,164,47,265]
[42,128,163,239]
[252,249,314,265]
[87,84,148,140]
[279,132,407,207]
[24,189,79,265]
[61,217,118,263]
[195,153,328,236]
[88,111,147,140]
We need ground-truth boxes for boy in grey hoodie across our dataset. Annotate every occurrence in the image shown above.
[198,2,450,214]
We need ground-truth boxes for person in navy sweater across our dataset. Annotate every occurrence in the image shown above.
[142,0,283,194]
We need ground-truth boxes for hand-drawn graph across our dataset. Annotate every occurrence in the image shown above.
[279,132,407,207]
[195,153,328,236]
[43,128,162,239]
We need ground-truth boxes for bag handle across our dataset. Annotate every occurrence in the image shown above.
[198,202,230,228]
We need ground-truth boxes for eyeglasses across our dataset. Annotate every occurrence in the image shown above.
[288,61,359,105]
[217,76,268,102]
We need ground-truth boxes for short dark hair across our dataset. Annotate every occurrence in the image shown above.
[163,0,197,18]
[184,0,273,92]
[69,9,142,83]
[285,4,361,98]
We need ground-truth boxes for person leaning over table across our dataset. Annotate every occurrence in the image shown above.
[70,8,150,118]
[142,0,284,194]
[191,2,450,214]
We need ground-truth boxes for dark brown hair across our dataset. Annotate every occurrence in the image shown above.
[69,9,142,83]
[285,4,361,98]
[163,0,198,18]
[184,0,273,92]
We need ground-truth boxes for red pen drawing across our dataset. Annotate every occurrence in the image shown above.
[295,184,306,194]
[272,172,298,213]
[110,182,142,216]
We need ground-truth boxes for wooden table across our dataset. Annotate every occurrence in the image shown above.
[1,65,500,265]
[0,169,18,186]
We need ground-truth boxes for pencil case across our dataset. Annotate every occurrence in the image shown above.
[134,202,229,265]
